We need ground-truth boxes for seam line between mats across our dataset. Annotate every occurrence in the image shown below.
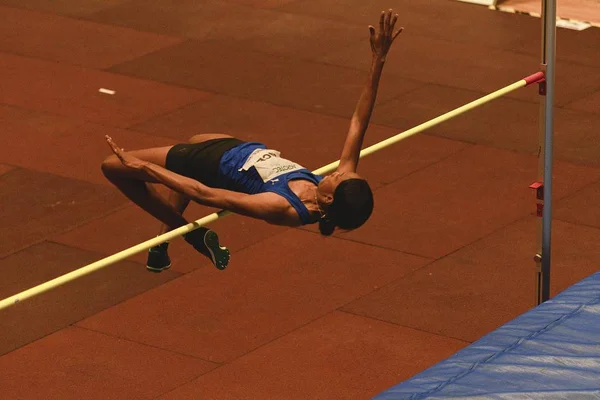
[297,228,435,260]
[0,266,172,361]
[149,310,345,399]
[553,217,600,233]
[332,212,546,319]
[0,100,215,143]
[6,5,600,75]
[72,325,221,364]
[77,1,600,73]
[102,40,598,121]
[0,203,131,261]
[338,309,473,345]
[328,185,600,304]
[364,143,475,192]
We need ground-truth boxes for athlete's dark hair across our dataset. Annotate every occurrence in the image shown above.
[318,178,374,236]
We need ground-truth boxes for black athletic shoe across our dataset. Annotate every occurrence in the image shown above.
[185,228,230,270]
[146,242,171,273]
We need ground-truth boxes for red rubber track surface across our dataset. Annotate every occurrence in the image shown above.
[1,1,599,398]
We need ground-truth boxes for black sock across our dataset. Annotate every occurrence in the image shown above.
[184,227,211,257]
[151,241,169,251]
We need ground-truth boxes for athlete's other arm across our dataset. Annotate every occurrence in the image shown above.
[106,136,290,223]
[337,9,403,174]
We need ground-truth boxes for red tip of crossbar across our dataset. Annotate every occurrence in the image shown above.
[524,71,545,86]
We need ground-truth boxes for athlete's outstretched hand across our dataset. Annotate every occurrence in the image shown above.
[369,9,403,60]
[105,135,146,170]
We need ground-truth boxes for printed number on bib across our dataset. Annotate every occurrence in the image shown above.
[239,148,305,183]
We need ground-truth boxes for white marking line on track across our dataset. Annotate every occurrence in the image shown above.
[556,19,592,30]
[99,88,116,95]
[491,5,594,30]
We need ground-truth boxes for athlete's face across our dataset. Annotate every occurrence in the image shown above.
[316,171,361,208]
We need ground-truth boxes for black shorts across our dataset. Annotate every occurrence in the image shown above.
[165,138,245,187]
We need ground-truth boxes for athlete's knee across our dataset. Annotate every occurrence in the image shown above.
[188,134,204,143]
[101,154,121,177]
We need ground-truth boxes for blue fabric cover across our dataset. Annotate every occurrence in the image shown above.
[374,271,600,399]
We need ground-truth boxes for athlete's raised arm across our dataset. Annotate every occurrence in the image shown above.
[337,9,403,174]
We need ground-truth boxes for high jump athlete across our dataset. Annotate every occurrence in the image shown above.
[102,9,403,272]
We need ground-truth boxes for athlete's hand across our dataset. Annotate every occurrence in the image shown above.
[369,9,403,61]
[105,135,147,170]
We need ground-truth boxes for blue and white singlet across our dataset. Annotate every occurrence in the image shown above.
[217,142,323,225]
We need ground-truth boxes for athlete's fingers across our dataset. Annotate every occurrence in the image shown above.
[385,9,392,33]
[393,27,404,41]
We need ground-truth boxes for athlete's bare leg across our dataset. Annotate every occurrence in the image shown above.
[156,133,234,235]
[101,145,189,231]
[102,133,233,271]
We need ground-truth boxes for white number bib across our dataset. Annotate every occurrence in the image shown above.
[239,148,305,183]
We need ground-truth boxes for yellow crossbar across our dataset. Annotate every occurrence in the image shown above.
[0,73,543,311]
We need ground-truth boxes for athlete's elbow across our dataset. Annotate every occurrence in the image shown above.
[349,116,362,130]
[188,184,220,208]
[188,185,208,204]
